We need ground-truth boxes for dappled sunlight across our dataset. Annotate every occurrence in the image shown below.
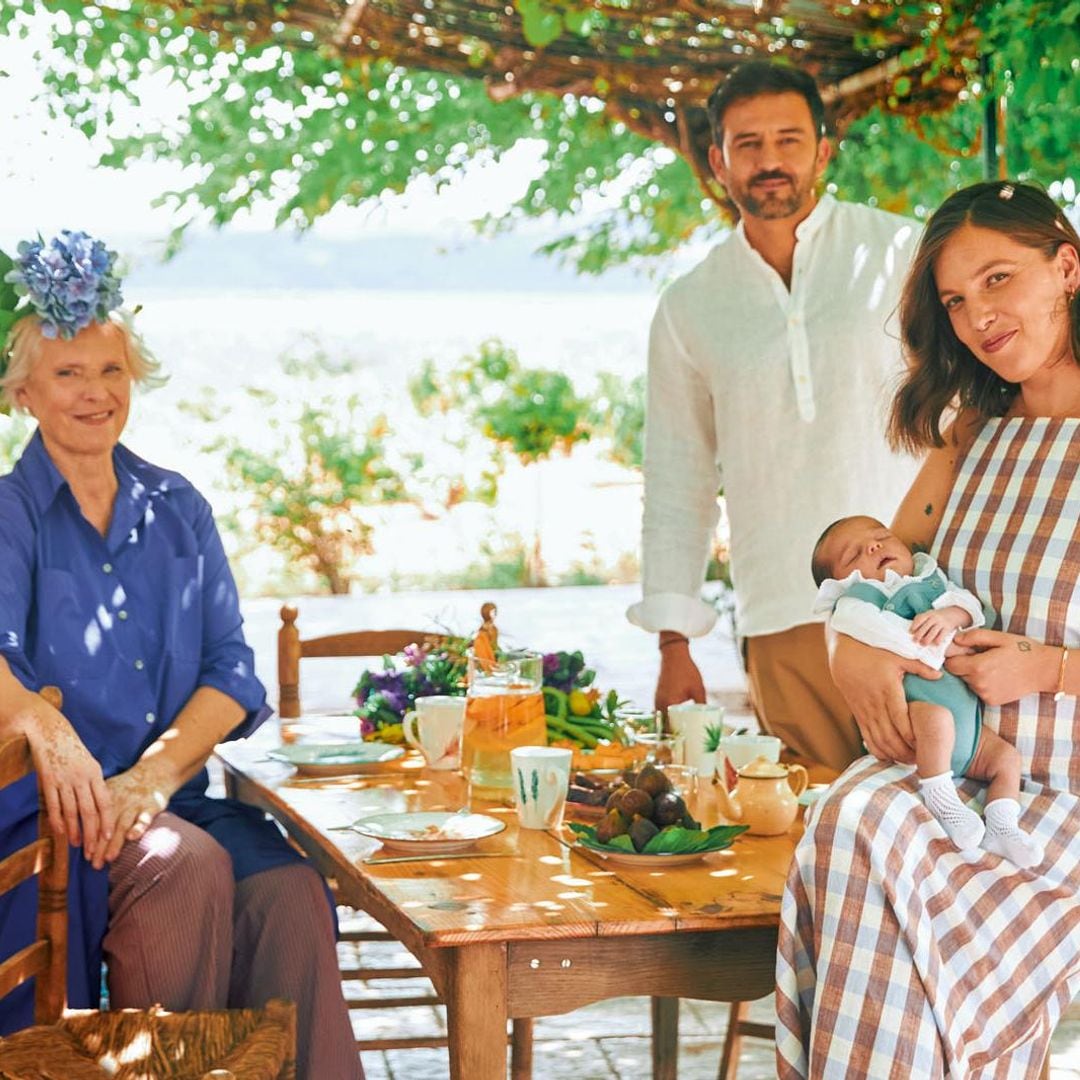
[140,824,181,859]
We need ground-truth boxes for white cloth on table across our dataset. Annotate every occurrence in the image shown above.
[627,194,921,640]
[776,417,1080,1079]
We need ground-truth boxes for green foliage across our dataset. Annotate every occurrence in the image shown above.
[5,1,1077,272]
[181,351,413,594]
[592,372,644,470]
[412,338,591,464]
[0,413,33,471]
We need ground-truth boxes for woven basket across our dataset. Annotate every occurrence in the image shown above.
[0,998,295,1080]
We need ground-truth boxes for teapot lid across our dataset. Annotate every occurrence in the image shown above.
[736,755,789,779]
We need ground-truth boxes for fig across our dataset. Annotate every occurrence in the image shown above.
[629,814,660,852]
[652,791,687,826]
[605,784,632,811]
[680,812,702,831]
[615,788,654,820]
[634,763,672,797]
[595,808,631,844]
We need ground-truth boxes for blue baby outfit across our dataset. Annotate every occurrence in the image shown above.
[842,575,982,776]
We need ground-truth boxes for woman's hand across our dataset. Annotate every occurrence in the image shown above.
[830,633,939,765]
[946,628,1060,705]
[654,639,706,714]
[87,758,177,869]
[23,708,114,854]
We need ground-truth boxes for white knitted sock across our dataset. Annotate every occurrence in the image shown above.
[982,799,1044,869]
[919,772,985,850]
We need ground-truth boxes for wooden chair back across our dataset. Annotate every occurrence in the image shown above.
[277,605,446,718]
[0,688,69,1026]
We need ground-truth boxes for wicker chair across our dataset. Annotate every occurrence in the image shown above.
[0,696,297,1080]
[276,604,534,1075]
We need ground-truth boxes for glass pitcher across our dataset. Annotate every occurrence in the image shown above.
[462,650,546,798]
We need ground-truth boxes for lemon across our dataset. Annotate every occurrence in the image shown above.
[568,689,593,716]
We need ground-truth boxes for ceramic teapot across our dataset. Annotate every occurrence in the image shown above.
[713,755,809,836]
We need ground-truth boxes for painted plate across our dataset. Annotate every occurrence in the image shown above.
[267,741,405,777]
[350,811,506,855]
[575,843,707,869]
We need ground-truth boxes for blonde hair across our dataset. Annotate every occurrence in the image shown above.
[1,311,165,412]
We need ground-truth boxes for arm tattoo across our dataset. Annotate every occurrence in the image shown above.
[924,503,933,516]
[1017,640,1032,652]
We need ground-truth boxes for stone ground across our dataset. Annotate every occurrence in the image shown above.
[339,915,1079,1079]
[240,585,1079,1079]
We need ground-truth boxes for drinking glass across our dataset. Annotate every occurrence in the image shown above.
[462,650,546,798]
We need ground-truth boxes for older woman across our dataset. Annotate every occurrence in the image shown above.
[776,182,1080,1077]
[0,232,360,1079]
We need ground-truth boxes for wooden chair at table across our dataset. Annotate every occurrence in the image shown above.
[0,691,296,1080]
[276,603,534,1076]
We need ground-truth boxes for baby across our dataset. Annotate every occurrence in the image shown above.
[811,515,1043,868]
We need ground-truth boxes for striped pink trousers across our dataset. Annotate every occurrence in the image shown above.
[105,812,361,1079]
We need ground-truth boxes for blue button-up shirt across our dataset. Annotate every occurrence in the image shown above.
[0,432,298,1032]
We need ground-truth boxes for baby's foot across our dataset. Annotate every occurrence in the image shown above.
[982,799,1044,869]
[919,772,985,851]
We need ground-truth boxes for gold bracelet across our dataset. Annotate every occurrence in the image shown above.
[1054,646,1071,703]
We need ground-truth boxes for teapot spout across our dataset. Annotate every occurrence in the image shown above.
[713,783,743,824]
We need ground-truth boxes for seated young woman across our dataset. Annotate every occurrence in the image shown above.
[0,231,361,1079]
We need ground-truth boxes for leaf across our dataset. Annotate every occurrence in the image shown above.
[518,0,564,48]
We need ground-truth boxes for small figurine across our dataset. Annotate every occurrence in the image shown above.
[478,602,499,654]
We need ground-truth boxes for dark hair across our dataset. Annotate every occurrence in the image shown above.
[707,61,826,148]
[810,517,852,588]
[890,181,1080,452]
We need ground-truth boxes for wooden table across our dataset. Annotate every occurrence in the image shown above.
[216,733,812,1080]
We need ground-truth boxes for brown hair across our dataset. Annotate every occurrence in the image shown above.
[810,517,853,588]
[706,61,826,148]
[889,181,1080,452]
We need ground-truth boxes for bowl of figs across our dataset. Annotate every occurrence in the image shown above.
[566,763,747,868]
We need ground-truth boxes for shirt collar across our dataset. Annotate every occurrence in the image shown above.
[15,431,188,542]
[734,192,836,260]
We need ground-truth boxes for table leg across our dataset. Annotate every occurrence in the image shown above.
[445,942,509,1080]
[510,1018,534,1080]
[652,996,679,1080]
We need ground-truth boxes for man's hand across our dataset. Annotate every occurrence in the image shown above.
[655,637,706,714]
[88,758,177,869]
[946,628,1058,706]
[24,707,114,854]
[910,606,971,646]
[829,634,939,765]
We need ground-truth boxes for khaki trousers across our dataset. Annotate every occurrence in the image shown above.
[743,622,863,773]
[106,812,361,1080]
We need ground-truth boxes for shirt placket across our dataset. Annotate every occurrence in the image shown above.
[100,551,157,729]
[787,239,815,423]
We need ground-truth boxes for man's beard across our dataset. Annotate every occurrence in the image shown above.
[732,170,815,220]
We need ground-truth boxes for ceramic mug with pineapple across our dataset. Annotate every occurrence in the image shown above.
[666,701,725,778]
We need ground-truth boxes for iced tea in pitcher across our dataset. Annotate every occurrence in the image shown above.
[462,650,546,797]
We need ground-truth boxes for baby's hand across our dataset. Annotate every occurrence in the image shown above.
[910,606,971,646]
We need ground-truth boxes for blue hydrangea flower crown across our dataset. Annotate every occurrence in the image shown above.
[0,230,125,373]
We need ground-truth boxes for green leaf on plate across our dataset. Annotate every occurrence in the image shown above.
[567,820,747,856]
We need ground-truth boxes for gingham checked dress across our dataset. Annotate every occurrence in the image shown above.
[776,416,1080,1079]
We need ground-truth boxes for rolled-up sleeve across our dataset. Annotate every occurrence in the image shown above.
[0,491,39,690]
[191,494,271,740]
[626,292,721,638]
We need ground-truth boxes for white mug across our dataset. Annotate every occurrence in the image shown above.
[667,700,725,777]
[403,696,466,770]
[510,746,573,830]
[717,733,782,778]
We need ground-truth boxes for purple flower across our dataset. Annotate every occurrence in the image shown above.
[359,718,375,737]
[402,643,429,667]
[543,653,560,675]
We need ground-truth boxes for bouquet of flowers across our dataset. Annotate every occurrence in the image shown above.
[353,637,470,744]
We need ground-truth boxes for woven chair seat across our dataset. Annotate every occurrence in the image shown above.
[0,998,295,1080]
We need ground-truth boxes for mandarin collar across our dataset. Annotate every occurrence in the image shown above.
[734,192,836,260]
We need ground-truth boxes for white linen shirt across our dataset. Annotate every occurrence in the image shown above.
[627,195,923,639]
[812,552,986,669]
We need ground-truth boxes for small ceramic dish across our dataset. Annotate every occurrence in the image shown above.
[349,811,507,855]
[267,742,405,777]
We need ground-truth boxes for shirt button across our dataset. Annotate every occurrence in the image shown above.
[145,712,156,724]
[118,610,128,621]
[134,659,145,671]
[102,563,113,574]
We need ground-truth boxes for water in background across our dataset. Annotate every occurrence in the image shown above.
[117,287,656,593]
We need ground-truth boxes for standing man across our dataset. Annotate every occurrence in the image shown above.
[627,61,921,772]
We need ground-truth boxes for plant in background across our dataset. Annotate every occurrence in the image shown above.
[592,372,645,471]
[412,338,594,585]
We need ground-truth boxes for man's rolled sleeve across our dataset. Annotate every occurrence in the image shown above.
[192,495,271,740]
[630,293,722,639]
